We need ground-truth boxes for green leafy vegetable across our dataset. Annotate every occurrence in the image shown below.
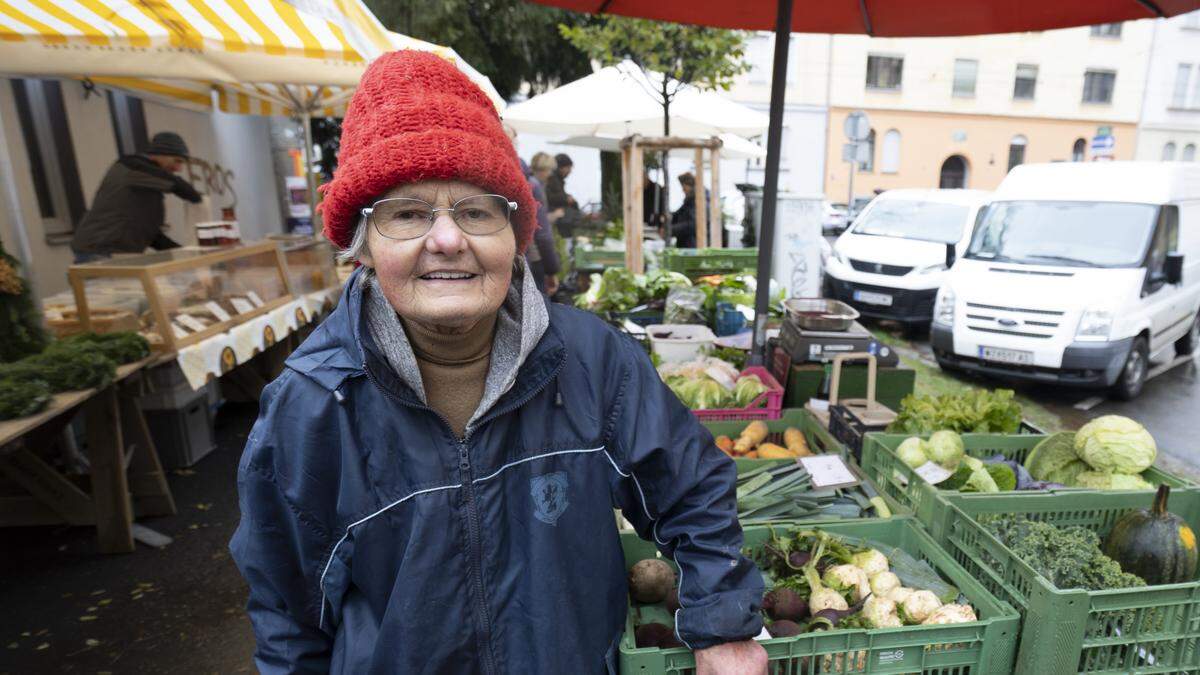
[50,331,150,365]
[985,516,1145,591]
[733,374,768,408]
[0,345,116,392]
[887,389,1022,435]
[985,464,1017,491]
[1075,415,1157,474]
[927,430,965,470]
[1072,471,1154,490]
[0,377,51,420]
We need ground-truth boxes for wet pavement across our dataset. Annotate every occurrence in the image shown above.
[0,403,258,675]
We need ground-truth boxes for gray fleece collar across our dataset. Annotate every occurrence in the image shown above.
[362,260,549,435]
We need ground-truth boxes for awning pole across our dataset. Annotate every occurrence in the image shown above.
[302,108,318,225]
[750,0,793,365]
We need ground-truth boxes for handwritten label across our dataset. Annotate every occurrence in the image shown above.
[914,461,954,485]
[246,291,265,307]
[230,297,255,314]
[176,314,208,332]
[205,301,231,322]
[799,455,859,488]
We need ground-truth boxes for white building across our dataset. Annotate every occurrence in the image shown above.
[1134,11,1200,162]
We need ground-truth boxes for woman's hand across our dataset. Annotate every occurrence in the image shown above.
[693,639,768,675]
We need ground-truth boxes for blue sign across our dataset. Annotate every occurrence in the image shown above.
[1091,135,1115,151]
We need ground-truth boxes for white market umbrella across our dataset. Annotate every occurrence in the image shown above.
[552,132,766,160]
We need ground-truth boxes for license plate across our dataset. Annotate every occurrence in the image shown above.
[853,290,893,306]
[978,346,1033,365]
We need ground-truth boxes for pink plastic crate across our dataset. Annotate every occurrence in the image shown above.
[691,366,784,421]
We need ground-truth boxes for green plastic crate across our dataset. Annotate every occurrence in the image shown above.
[619,518,1020,674]
[932,490,1200,674]
[860,433,1194,529]
[660,247,757,277]
[575,248,626,272]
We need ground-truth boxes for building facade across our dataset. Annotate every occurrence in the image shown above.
[1134,11,1200,162]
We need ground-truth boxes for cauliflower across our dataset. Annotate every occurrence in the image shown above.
[861,595,902,629]
[899,590,942,624]
[922,603,978,625]
[824,565,870,602]
[809,587,849,612]
[887,587,915,605]
[851,549,889,577]
[870,572,901,597]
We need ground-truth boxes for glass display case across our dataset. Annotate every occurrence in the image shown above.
[272,235,338,295]
[68,242,292,352]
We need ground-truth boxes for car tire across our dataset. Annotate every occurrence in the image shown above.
[1175,312,1199,356]
[1111,337,1149,401]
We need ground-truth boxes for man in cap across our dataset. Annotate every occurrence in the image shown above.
[70,131,202,263]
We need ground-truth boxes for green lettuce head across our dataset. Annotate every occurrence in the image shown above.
[1075,415,1157,474]
[927,430,966,470]
[1072,471,1154,490]
[895,437,930,469]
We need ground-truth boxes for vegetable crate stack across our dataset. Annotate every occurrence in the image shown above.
[861,416,1194,526]
[619,519,1020,674]
[931,486,1200,674]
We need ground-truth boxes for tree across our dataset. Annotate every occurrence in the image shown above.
[559,18,749,243]
[365,0,592,101]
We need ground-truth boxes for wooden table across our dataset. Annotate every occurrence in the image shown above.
[0,359,177,553]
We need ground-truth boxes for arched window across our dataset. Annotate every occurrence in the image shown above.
[1163,142,1177,161]
[1183,144,1197,162]
[880,129,901,173]
[1007,135,1028,172]
[1072,138,1087,162]
[859,129,877,172]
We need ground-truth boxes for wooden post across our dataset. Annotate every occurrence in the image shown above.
[85,387,134,553]
[628,140,645,274]
[709,144,723,248]
[693,148,707,249]
[621,144,632,270]
[119,378,176,518]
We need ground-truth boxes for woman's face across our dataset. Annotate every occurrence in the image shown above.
[361,180,516,332]
[533,166,552,183]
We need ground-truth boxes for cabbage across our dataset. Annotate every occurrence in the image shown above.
[1025,432,1081,482]
[1044,459,1089,487]
[928,431,965,470]
[1071,471,1154,490]
[692,379,730,410]
[1075,415,1157,474]
[962,467,1000,493]
[985,464,1017,491]
[896,437,930,469]
[733,375,768,408]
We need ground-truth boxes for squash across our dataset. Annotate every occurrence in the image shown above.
[1103,484,1198,585]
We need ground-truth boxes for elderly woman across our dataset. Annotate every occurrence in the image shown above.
[230,51,766,675]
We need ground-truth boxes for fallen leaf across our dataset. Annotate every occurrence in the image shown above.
[20,632,30,637]
[87,606,97,612]
[85,639,100,647]
[98,599,111,606]
[35,643,48,651]
[79,615,97,622]
[194,503,212,511]
[90,590,106,596]
[131,594,143,601]
[7,642,17,649]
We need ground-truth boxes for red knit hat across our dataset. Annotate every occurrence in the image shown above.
[319,50,536,253]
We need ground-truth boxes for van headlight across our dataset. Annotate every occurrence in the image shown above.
[934,287,955,326]
[1075,309,1113,341]
[914,263,948,275]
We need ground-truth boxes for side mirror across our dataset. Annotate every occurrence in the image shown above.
[945,243,957,269]
[1166,252,1184,285]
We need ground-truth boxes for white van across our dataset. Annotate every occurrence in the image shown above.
[823,189,990,326]
[932,162,1200,399]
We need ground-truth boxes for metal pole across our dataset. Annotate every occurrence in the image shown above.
[750,0,793,365]
[846,148,856,218]
[302,109,318,226]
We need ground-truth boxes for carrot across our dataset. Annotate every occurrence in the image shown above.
[734,421,768,455]
[784,428,812,457]
[715,435,735,456]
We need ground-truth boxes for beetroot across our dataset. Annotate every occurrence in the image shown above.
[763,588,808,622]
[659,633,685,649]
[768,620,803,638]
[788,551,811,569]
[635,623,673,648]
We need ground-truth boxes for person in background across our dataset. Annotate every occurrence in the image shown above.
[545,153,576,211]
[643,173,665,231]
[70,132,201,263]
[526,152,563,296]
[669,172,708,249]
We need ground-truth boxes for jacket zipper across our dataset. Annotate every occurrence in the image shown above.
[361,364,499,674]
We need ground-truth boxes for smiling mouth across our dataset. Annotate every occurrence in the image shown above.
[419,271,478,281]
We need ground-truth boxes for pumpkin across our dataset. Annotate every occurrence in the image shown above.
[1103,484,1198,585]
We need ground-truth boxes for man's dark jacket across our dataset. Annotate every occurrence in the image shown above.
[229,269,764,673]
[71,155,201,255]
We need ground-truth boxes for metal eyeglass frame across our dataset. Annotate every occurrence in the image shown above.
[360,194,519,240]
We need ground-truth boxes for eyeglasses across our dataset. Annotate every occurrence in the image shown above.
[361,194,518,241]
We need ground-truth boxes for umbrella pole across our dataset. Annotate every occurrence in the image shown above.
[302,109,318,229]
[750,0,794,365]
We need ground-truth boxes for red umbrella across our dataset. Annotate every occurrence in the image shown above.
[531,0,1199,361]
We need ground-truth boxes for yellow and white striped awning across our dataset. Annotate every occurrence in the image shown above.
[0,1,503,113]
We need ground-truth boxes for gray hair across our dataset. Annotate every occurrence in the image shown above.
[336,214,370,264]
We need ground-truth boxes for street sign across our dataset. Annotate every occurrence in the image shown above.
[844,111,871,142]
[1091,133,1115,159]
[842,143,857,162]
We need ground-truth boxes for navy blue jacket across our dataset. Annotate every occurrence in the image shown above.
[230,272,763,673]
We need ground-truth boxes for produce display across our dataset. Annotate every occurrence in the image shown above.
[716,420,811,459]
[0,331,150,417]
[887,389,1022,435]
[658,357,768,410]
[735,462,891,523]
[0,377,52,421]
[1102,485,1198,586]
[51,331,151,365]
[574,267,691,314]
[985,516,1146,592]
[1025,416,1158,489]
[0,241,48,363]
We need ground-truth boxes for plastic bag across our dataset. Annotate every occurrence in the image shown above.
[664,286,707,325]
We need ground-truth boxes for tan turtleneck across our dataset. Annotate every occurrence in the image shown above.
[402,315,497,438]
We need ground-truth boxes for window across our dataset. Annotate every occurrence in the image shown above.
[1072,138,1087,161]
[952,59,978,97]
[1184,144,1197,162]
[859,129,876,171]
[1163,142,1177,161]
[1013,63,1038,100]
[1082,70,1116,104]
[10,79,85,242]
[106,90,148,157]
[1173,64,1193,108]
[866,55,903,90]
[880,129,901,173]
[1008,135,1028,172]
[1090,23,1122,37]
[1144,206,1179,295]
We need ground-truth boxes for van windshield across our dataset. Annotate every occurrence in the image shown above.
[851,200,970,243]
[966,201,1157,268]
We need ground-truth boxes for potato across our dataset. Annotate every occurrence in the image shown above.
[629,559,676,603]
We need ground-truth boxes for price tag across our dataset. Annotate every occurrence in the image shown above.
[171,322,190,338]
[914,461,954,485]
[799,455,860,489]
[246,291,265,307]
[753,626,773,642]
[230,297,255,314]
[807,398,829,412]
[176,314,208,332]
[205,301,231,322]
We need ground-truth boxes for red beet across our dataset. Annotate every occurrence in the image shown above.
[788,551,811,569]
[763,588,808,622]
[768,620,803,638]
[635,623,673,648]
[659,633,685,649]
